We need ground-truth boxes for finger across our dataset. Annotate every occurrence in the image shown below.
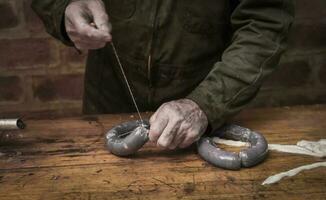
[92,10,111,33]
[68,19,111,43]
[149,112,158,125]
[157,120,180,149]
[179,129,200,149]
[89,1,112,38]
[168,130,185,150]
[149,103,167,126]
[149,114,168,143]
[77,23,111,42]
[169,122,190,149]
[148,108,163,145]
[167,121,189,150]
[68,10,110,42]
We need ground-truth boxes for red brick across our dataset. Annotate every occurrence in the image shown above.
[23,0,47,36]
[32,74,84,102]
[61,46,87,65]
[0,38,54,68]
[263,60,311,88]
[0,2,19,30]
[0,76,23,102]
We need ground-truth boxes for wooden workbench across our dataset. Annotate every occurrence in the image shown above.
[0,105,325,200]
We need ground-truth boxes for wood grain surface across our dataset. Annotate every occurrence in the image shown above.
[0,105,325,200]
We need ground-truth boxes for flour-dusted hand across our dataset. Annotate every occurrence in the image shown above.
[65,0,112,50]
[149,99,208,149]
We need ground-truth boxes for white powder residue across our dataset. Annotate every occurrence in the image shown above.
[262,162,326,185]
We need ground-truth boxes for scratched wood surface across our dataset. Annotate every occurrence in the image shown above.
[0,105,325,200]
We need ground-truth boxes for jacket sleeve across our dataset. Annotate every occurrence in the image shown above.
[31,0,73,46]
[187,0,295,130]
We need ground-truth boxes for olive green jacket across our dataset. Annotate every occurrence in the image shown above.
[32,0,294,130]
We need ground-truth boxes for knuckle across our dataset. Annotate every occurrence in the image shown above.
[99,13,109,21]
[187,131,199,140]
[173,115,184,123]
[161,103,169,109]
[190,132,199,139]
[181,122,191,130]
[164,102,174,109]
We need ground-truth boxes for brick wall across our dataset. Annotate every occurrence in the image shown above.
[0,0,86,118]
[0,0,325,118]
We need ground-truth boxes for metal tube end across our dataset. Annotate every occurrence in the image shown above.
[0,118,26,130]
[16,119,26,129]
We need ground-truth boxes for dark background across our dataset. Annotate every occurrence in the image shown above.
[0,0,325,118]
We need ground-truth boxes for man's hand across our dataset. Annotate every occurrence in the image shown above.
[65,0,112,50]
[149,99,208,149]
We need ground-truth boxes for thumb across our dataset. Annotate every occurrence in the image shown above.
[93,12,112,34]
[89,2,112,37]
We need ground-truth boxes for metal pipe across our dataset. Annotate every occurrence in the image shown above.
[0,119,26,130]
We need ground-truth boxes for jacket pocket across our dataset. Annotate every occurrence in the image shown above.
[106,0,137,20]
[177,0,228,35]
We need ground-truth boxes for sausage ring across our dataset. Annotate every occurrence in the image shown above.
[197,124,269,170]
[105,120,149,156]
[105,122,268,169]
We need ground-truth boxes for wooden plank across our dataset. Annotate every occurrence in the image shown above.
[0,105,325,200]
